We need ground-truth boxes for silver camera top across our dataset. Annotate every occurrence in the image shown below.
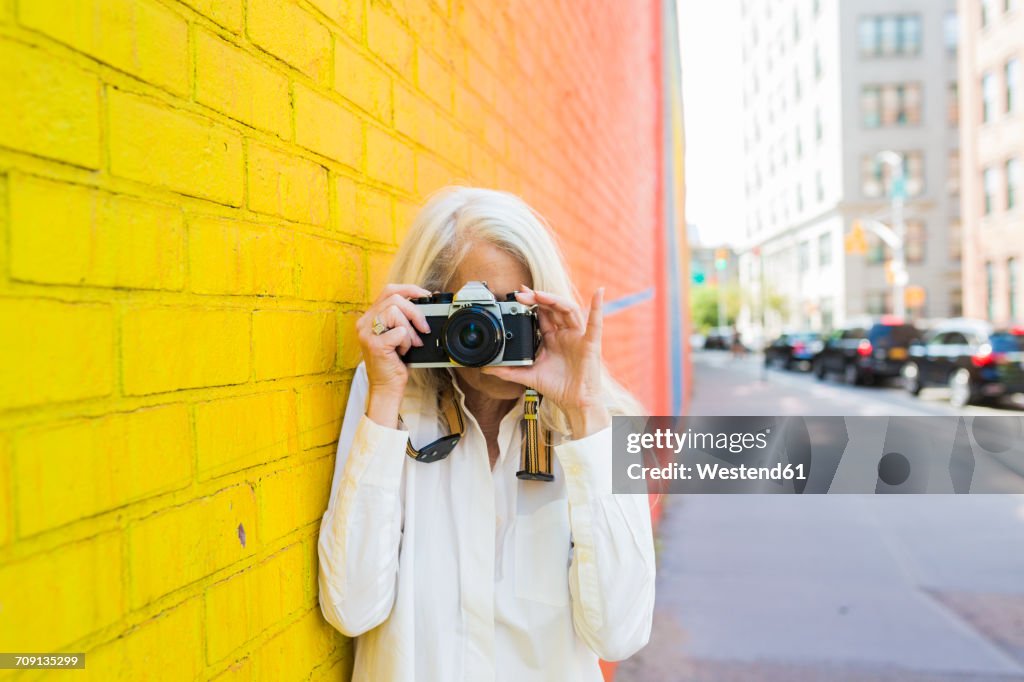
[452,280,496,304]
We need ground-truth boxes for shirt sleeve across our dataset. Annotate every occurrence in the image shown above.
[317,363,409,637]
[555,425,656,661]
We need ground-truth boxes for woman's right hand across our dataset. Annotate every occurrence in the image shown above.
[356,284,433,426]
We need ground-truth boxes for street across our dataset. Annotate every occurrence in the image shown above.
[617,351,1024,682]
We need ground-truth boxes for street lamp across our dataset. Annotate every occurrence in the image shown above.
[878,150,908,319]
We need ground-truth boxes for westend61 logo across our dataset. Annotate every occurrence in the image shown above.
[611,415,1024,494]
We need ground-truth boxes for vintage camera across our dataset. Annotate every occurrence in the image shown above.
[402,281,540,368]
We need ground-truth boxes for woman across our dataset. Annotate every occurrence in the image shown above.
[317,187,655,681]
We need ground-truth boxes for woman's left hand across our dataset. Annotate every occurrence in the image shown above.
[482,285,612,438]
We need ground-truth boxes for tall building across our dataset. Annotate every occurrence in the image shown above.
[737,0,961,339]
[958,0,1024,323]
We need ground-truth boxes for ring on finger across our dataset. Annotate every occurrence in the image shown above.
[371,315,390,336]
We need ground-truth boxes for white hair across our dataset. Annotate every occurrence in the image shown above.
[387,186,645,436]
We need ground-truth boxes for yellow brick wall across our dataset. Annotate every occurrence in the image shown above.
[0,0,669,678]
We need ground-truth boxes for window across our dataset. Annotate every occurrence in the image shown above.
[819,232,832,266]
[867,233,886,264]
[794,66,802,100]
[793,9,801,41]
[948,81,959,126]
[949,220,963,262]
[905,221,926,263]
[982,72,998,122]
[798,241,810,270]
[982,0,995,28]
[986,262,996,320]
[948,150,960,196]
[1010,258,1019,320]
[859,15,922,57]
[984,166,999,214]
[814,44,822,80]
[795,127,802,159]
[815,108,823,141]
[861,151,925,198]
[867,291,889,316]
[862,83,922,127]
[1007,59,1020,113]
[944,11,958,53]
[1008,158,1021,209]
[816,171,824,202]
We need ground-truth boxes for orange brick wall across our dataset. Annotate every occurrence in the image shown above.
[0,0,678,679]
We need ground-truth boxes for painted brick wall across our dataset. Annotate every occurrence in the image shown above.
[0,0,668,679]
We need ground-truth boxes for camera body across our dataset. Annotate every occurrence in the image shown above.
[402,281,540,368]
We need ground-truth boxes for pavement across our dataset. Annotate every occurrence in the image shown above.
[616,351,1024,682]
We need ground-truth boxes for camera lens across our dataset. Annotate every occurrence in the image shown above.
[443,306,503,367]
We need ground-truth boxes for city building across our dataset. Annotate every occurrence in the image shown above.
[958,0,1024,323]
[736,0,961,339]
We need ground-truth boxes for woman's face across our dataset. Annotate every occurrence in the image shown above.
[447,241,533,401]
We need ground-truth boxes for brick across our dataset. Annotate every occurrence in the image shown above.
[189,217,294,297]
[415,152,453,197]
[108,89,244,206]
[212,659,253,681]
[337,312,362,371]
[247,0,331,82]
[333,37,392,122]
[195,29,290,138]
[253,310,336,380]
[394,199,418,244]
[365,126,414,191]
[86,599,204,681]
[204,544,305,662]
[121,306,249,395]
[311,657,349,682]
[18,0,188,95]
[354,185,393,243]
[367,250,395,299]
[180,0,243,32]
[0,298,113,410]
[334,174,358,235]
[256,456,333,542]
[294,234,365,302]
[14,405,192,537]
[307,0,363,39]
[247,142,329,225]
[417,46,452,110]
[128,484,257,606]
[367,3,413,75]
[0,41,100,168]
[0,533,122,650]
[9,175,184,290]
[195,391,298,480]
[294,84,363,168]
[0,436,11,547]
[249,609,338,681]
[296,383,347,450]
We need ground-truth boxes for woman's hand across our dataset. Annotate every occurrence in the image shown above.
[356,283,433,427]
[482,286,611,438]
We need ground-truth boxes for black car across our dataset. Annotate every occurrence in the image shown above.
[813,318,922,385]
[901,319,1024,407]
[764,332,823,370]
[703,327,734,350]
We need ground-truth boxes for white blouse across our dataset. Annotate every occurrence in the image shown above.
[317,363,656,681]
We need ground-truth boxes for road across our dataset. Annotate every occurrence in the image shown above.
[617,351,1024,682]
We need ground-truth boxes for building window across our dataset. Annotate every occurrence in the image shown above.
[862,83,922,127]
[949,220,963,262]
[982,72,998,122]
[1008,158,1021,210]
[948,81,959,126]
[867,291,889,316]
[944,11,958,53]
[905,221,926,264]
[861,151,925,198]
[798,241,810,270]
[982,0,995,28]
[948,150,961,197]
[1010,258,1019,320]
[794,67,802,100]
[858,15,922,57]
[816,171,824,202]
[819,232,832,267]
[815,108,823,141]
[867,233,886,264]
[984,166,999,214]
[795,128,802,159]
[814,44,822,80]
[1007,58,1020,113]
[987,262,996,320]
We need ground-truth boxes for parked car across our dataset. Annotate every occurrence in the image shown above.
[703,327,734,350]
[764,332,823,370]
[901,319,1024,407]
[813,317,922,385]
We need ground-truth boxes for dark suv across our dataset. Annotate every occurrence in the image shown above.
[764,332,823,370]
[901,319,1024,407]
[813,318,922,385]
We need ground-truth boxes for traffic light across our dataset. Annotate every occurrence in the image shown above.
[692,271,706,285]
[714,248,728,271]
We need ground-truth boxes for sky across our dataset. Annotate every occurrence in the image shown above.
[678,0,746,248]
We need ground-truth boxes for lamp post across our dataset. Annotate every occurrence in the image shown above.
[878,150,908,318]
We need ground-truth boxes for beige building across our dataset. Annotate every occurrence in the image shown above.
[737,0,962,339]
[958,0,1024,323]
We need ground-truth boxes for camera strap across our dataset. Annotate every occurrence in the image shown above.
[516,389,555,482]
[404,385,465,463]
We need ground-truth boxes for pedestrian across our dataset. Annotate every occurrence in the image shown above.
[730,325,746,358]
[317,187,656,681]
